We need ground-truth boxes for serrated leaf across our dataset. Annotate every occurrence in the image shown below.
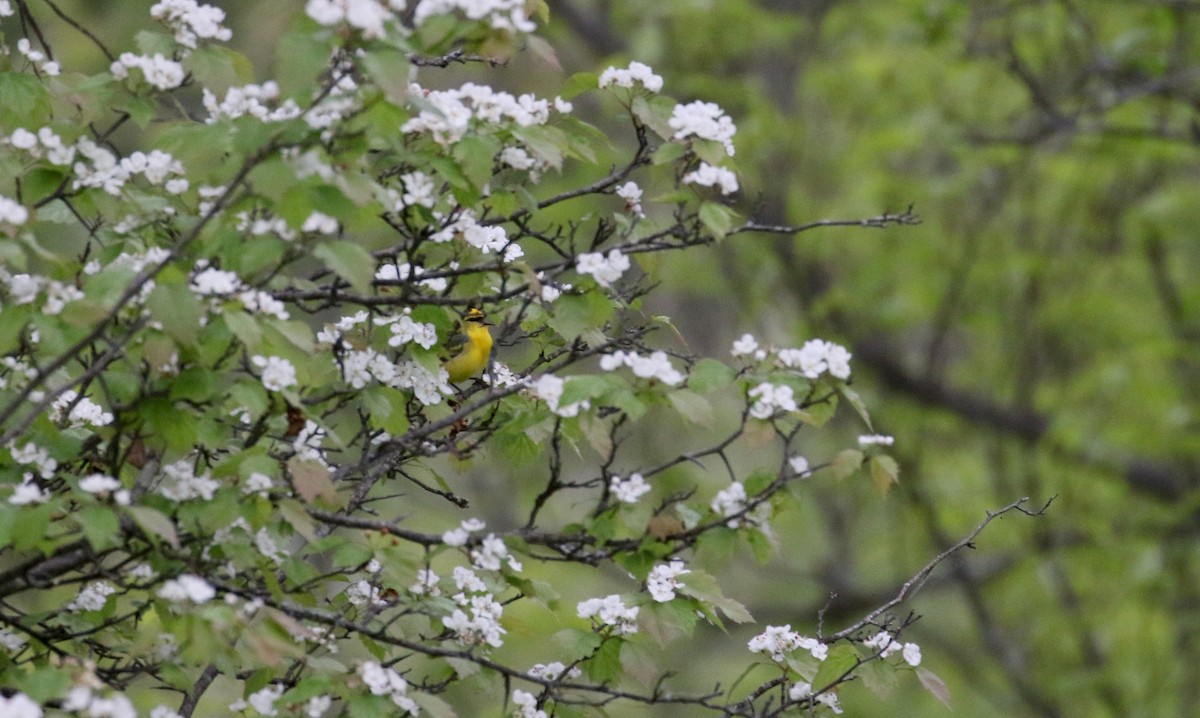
[0,72,52,128]
[512,125,567,170]
[288,458,338,506]
[839,385,872,430]
[812,644,859,691]
[584,638,624,683]
[630,95,675,139]
[652,141,688,166]
[224,311,262,349]
[560,71,599,99]
[699,201,734,239]
[832,449,864,480]
[147,282,202,347]
[359,48,411,106]
[667,389,712,427]
[917,667,952,708]
[313,241,374,294]
[553,627,603,661]
[870,455,900,495]
[127,506,179,548]
[688,358,734,392]
[411,692,457,718]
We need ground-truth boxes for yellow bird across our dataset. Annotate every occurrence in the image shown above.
[442,308,494,383]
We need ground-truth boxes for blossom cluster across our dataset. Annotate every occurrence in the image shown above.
[529,374,590,418]
[575,249,630,288]
[647,560,691,602]
[203,82,302,124]
[402,82,567,146]
[599,349,684,385]
[610,472,651,504]
[358,661,419,713]
[733,334,853,381]
[577,594,640,635]
[747,382,797,419]
[747,624,829,662]
[683,161,739,195]
[670,100,738,157]
[413,0,537,33]
[150,0,232,49]
[110,52,186,90]
[863,629,921,666]
[599,61,664,93]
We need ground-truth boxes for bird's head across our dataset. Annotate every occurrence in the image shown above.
[464,308,493,326]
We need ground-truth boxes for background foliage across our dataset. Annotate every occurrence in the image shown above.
[3,1,1198,717]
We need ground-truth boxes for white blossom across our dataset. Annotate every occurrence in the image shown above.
[682,162,739,195]
[575,249,630,288]
[0,693,41,718]
[669,100,737,156]
[599,61,664,92]
[529,374,590,417]
[789,456,810,475]
[599,349,684,385]
[158,459,220,502]
[151,0,232,49]
[511,690,546,718]
[858,434,895,447]
[647,560,690,602]
[357,661,420,713]
[615,181,644,217]
[0,195,29,224]
[610,473,651,504]
[410,568,440,596]
[749,624,828,662]
[711,481,747,527]
[158,574,216,604]
[252,355,298,391]
[67,581,116,612]
[110,52,186,90]
[903,641,922,666]
[413,0,535,33]
[747,382,797,419]
[577,594,639,635]
[79,474,121,494]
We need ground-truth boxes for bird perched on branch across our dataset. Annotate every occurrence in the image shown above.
[442,307,494,383]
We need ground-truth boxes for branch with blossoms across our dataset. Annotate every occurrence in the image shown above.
[0,2,1045,718]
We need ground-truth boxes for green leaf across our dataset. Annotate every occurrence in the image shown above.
[699,201,734,239]
[839,385,873,430]
[560,71,599,99]
[652,141,689,166]
[553,627,603,661]
[584,638,624,684]
[313,241,375,294]
[869,455,900,495]
[630,95,676,140]
[359,47,412,106]
[0,72,52,128]
[224,311,262,350]
[917,667,952,708]
[548,292,612,347]
[689,358,735,393]
[668,389,713,427]
[831,449,864,480]
[78,505,121,551]
[127,505,180,548]
[147,282,202,347]
[185,46,255,92]
[453,134,501,189]
[812,644,860,691]
[512,125,568,170]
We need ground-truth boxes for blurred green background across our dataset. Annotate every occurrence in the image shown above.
[543,2,1200,716]
[21,1,1200,715]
